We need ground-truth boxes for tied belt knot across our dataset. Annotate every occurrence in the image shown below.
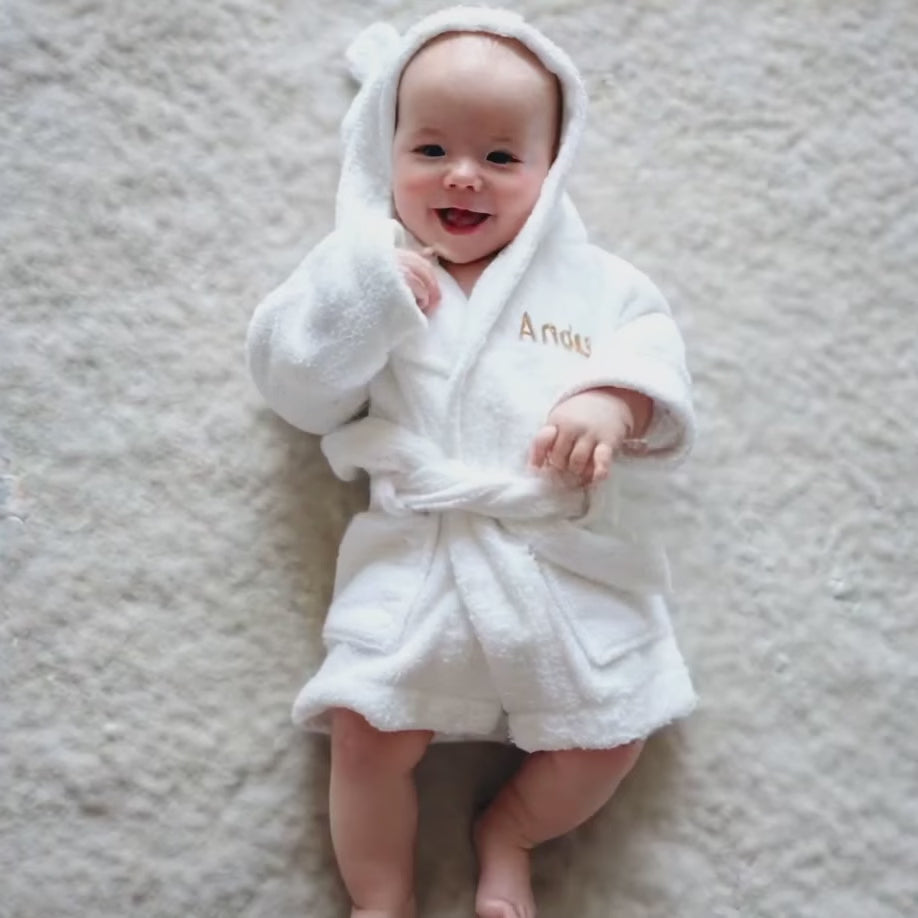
[321,416,670,594]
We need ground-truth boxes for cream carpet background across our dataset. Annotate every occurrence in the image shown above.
[3,1,916,916]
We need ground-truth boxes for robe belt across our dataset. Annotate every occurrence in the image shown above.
[321,417,671,593]
[322,416,584,520]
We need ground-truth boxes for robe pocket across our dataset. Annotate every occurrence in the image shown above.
[538,561,668,666]
[323,511,437,653]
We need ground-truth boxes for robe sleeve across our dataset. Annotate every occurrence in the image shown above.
[553,259,695,466]
[245,220,427,435]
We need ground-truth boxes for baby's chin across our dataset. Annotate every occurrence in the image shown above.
[431,244,489,264]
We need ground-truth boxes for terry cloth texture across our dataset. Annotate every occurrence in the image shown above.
[2,2,916,917]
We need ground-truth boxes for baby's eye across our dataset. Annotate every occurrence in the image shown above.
[414,144,445,157]
[486,150,519,165]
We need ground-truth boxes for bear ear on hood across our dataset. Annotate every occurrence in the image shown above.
[346,22,401,85]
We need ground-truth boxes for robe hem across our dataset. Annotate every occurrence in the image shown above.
[291,678,503,738]
[291,660,697,752]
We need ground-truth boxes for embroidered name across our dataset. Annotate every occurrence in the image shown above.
[518,311,591,357]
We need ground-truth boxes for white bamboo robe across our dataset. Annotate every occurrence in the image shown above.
[246,7,697,751]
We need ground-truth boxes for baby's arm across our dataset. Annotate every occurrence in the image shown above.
[246,222,431,435]
[530,263,694,484]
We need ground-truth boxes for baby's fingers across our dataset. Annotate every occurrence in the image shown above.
[529,425,558,469]
[407,272,430,311]
[568,435,596,479]
[397,250,441,312]
[410,268,437,313]
[547,426,577,473]
[591,443,614,484]
[420,264,441,312]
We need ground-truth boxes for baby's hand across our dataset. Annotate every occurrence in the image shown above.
[396,248,441,314]
[529,389,648,486]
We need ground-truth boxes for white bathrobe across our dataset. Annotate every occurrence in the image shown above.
[246,7,697,751]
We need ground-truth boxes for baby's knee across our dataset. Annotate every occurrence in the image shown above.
[331,708,432,775]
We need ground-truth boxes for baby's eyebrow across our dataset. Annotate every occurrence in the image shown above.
[407,126,445,138]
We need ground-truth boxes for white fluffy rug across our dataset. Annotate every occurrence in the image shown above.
[3,2,916,916]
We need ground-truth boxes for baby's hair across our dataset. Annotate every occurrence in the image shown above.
[396,30,563,152]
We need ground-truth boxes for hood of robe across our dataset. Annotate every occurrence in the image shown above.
[337,5,589,256]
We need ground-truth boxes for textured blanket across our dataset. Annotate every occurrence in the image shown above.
[3,2,916,916]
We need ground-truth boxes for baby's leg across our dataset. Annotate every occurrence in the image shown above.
[330,708,434,918]
[474,741,644,918]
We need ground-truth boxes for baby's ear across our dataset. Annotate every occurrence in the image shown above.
[346,22,401,85]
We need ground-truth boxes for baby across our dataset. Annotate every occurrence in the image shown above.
[247,7,696,918]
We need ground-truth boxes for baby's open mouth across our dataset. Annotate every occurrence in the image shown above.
[436,208,490,233]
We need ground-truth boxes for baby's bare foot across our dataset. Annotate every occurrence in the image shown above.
[473,817,536,918]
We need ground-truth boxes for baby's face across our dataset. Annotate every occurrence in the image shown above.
[392,34,560,268]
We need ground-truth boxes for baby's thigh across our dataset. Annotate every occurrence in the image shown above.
[542,742,644,786]
[330,708,433,775]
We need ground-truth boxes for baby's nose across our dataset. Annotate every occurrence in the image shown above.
[445,160,482,191]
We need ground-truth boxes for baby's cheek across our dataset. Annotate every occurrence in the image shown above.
[394,166,428,196]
